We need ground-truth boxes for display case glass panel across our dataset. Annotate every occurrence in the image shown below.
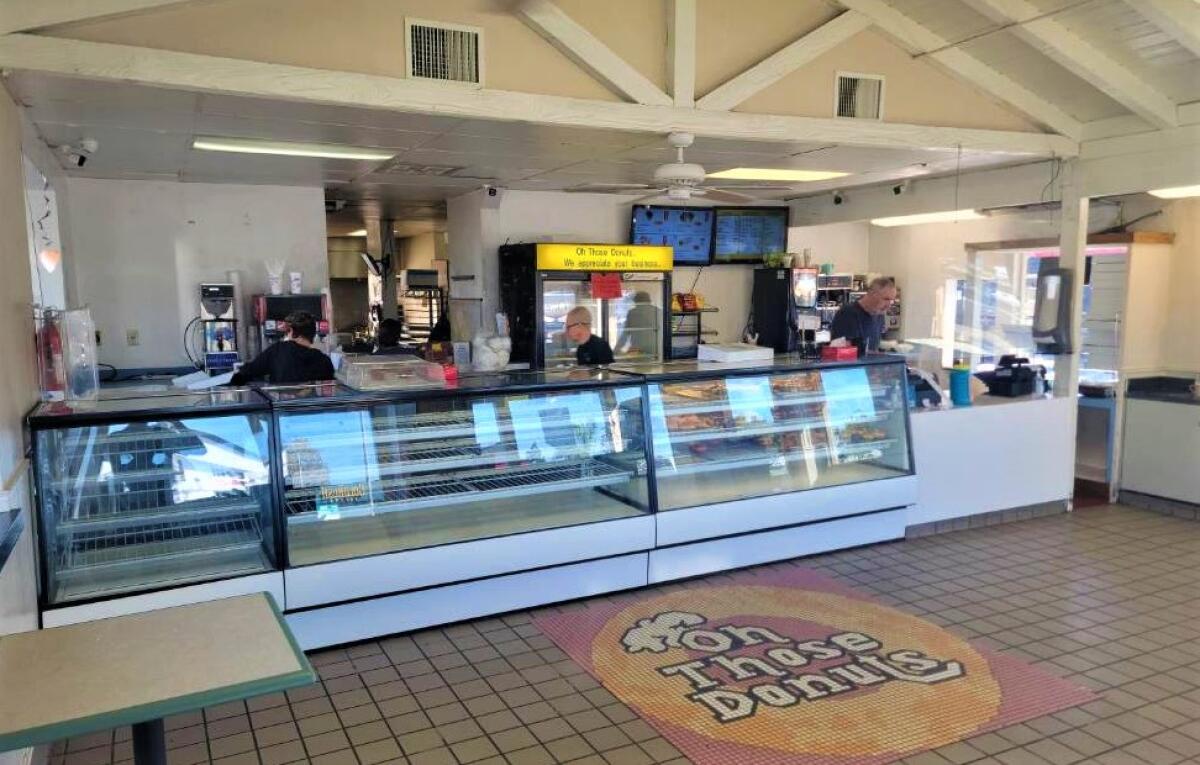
[644,361,912,510]
[31,399,276,605]
[275,382,652,566]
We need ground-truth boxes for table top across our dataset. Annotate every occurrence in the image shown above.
[0,594,314,751]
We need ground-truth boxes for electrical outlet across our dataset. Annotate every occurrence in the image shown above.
[126,329,140,346]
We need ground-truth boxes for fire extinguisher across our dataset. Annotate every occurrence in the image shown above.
[38,310,66,400]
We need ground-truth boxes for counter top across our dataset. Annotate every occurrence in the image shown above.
[610,352,905,382]
[27,388,269,428]
[1127,376,1199,407]
[910,392,1054,415]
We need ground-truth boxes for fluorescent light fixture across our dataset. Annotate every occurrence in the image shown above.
[192,136,395,161]
[707,167,849,182]
[1148,184,1200,199]
[870,209,985,227]
[347,229,368,237]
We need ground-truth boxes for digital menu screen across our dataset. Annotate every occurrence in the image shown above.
[630,205,714,265]
[712,207,789,264]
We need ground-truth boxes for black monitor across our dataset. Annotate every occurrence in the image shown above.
[712,206,790,264]
[630,205,714,266]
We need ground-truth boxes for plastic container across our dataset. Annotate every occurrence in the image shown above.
[336,355,445,391]
[950,365,973,407]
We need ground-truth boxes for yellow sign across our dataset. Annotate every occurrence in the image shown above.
[536,243,673,272]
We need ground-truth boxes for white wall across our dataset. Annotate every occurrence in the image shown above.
[64,179,327,369]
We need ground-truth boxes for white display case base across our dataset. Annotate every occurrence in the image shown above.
[649,508,905,583]
[287,554,649,650]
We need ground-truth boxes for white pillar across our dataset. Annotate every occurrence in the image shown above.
[1055,159,1089,509]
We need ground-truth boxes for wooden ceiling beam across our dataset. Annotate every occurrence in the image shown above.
[0,33,1078,156]
[963,0,1178,129]
[0,0,203,35]
[697,11,870,112]
[515,0,672,107]
[667,0,696,108]
[838,0,1082,139]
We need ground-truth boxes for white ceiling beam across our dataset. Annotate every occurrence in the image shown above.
[962,0,1178,129]
[0,33,1078,157]
[1123,0,1200,59]
[838,0,1082,139]
[697,11,870,112]
[515,0,671,106]
[667,0,696,108]
[0,0,202,34]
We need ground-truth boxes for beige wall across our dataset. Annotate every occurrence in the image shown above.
[48,0,618,102]
[402,232,439,271]
[1135,199,1200,373]
[0,91,36,488]
[740,29,1038,132]
[46,0,1041,132]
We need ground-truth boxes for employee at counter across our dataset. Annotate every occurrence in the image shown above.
[830,276,897,352]
[566,306,614,366]
[230,311,335,385]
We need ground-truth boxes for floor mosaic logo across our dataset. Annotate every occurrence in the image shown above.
[621,611,967,724]
[535,569,1096,765]
[587,585,1007,760]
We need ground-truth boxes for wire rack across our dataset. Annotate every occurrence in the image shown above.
[286,458,632,522]
[58,513,263,572]
[659,438,898,477]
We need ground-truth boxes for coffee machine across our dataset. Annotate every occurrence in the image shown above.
[751,267,823,356]
[199,283,240,374]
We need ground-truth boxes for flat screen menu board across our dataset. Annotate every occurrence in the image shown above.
[712,206,789,264]
[630,205,714,265]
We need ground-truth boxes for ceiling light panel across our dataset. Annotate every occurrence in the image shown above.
[1148,185,1200,199]
[870,209,985,227]
[192,136,395,161]
[707,168,850,182]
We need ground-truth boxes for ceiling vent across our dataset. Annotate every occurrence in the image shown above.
[373,161,468,177]
[406,19,483,85]
[835,73,884,120]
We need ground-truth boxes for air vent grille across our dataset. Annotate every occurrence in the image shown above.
[408,20,482,85]
[836,73,884,119]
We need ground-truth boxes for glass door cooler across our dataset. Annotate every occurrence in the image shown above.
[28,390,279,614]
[499,243,673,368]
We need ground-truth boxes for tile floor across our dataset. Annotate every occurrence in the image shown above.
[49,504,1200,765]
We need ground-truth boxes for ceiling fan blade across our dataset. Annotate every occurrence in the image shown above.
[564,183,653,193]
[701,188,759,204]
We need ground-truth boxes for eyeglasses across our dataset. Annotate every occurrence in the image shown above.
[566,322,590,330]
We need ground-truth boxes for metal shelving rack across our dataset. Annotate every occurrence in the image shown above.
[399,287,443,343]
[669,307,718,359]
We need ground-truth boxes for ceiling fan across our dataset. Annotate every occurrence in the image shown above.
[565,132,787,204]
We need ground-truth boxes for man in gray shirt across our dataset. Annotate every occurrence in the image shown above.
[830,277,897,352]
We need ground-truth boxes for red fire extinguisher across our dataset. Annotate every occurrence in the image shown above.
[38,310,66,399]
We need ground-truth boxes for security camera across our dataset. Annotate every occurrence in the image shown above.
[57,138,98,168]
[485,185,500,198]
[892,181,910,196]
[832,191,844,206]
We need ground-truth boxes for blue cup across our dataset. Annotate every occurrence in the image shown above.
[950,367,972,407]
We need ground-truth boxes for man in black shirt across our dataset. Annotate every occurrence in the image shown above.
[830,276,897,353]
[565,306,614,366]
[231,311,335,385]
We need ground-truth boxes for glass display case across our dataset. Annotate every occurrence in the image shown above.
[265,370,652,567]
[612,357,913,511]
[28,390,277,606]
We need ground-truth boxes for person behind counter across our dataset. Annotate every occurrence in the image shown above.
[373,318,408,355]
[615,291,660,358]
[230,311,335,385]
[830,276,897,353]
[565,306,613,365]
